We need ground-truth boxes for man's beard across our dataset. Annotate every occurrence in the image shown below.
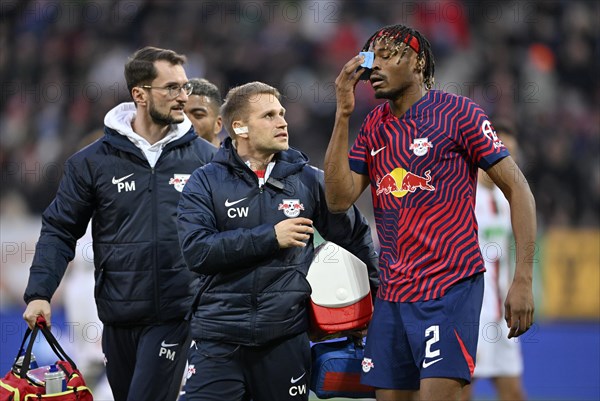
[374,85,406,100]
[149,101,182,126]
[374,82,419,100]
[374,88,400,100]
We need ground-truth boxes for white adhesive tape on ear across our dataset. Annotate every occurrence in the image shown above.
[233,126,249,135]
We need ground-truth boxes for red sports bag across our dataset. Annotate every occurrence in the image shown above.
[0,317,93,401]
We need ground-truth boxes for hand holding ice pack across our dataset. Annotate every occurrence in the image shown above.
[359,51,374,69]
[357,52,374,80]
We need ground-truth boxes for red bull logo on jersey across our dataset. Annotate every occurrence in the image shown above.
[278,199,305,217]
[375,168,435,198]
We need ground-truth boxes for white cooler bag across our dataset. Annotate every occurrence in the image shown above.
[306,242,373,337]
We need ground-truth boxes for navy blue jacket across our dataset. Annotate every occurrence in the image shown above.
[24,125,216,326]
[177,138,379,346]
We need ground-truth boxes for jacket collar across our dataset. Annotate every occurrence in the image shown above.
[103,126,197,157]
[103,102,196,156]
[214,138,308,191]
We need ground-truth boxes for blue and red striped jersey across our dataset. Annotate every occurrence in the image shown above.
[349,90,509,302]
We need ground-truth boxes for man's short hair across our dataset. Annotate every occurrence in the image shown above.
[188,78,223,109]
[124,46,187,96]
[220,81,281,139]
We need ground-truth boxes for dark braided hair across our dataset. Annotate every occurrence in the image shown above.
[362,24,435,90]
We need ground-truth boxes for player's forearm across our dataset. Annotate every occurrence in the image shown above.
[324,113,356,212]
[510,181,537,283]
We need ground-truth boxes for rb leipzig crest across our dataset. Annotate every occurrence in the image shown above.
[409,138,433,156]
[278,199,305,218]
[169,174,191,192]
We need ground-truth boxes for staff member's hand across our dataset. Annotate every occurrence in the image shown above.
[275,218,314,248]
[23,299,52,329]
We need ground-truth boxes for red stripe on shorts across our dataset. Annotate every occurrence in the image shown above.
[454,329,475,376]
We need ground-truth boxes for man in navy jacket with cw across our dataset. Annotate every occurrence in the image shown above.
[23,47,216,401]
[177,81,379,401]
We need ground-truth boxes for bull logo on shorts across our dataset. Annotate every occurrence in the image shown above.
[362,357,375,373]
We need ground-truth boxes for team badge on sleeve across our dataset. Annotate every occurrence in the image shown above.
[481,120,504,149]
[169,174,191,192]
[186,364,196,379]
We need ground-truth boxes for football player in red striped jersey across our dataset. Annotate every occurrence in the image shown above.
[324,24,536,401]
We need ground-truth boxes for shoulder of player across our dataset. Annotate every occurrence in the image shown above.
[361,103,388,121]
[359,103,390,133]
[435,90,483,109]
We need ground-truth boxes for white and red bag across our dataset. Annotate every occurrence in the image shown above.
[306,242,373,338]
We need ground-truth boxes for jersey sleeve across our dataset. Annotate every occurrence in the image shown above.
[455,97,509,170]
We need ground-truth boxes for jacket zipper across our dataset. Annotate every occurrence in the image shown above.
[150,167,161,321]
[251,174,263,343]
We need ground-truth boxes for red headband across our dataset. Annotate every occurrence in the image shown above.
[373,31,420,54]
[403,35,420,53]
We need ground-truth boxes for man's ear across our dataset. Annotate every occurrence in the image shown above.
[214,116,223,135]
[131,87,147,106]
[232,121,249,137]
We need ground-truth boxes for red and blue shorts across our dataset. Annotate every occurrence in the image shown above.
[361,273,484,389]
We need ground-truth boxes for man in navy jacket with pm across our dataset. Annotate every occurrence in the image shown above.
[23,47,216,401]
[177,81,379,401]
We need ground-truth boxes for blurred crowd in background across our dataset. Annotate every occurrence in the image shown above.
[1,0,598,303]
[0,2,598,398]
[1,0,598,225]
